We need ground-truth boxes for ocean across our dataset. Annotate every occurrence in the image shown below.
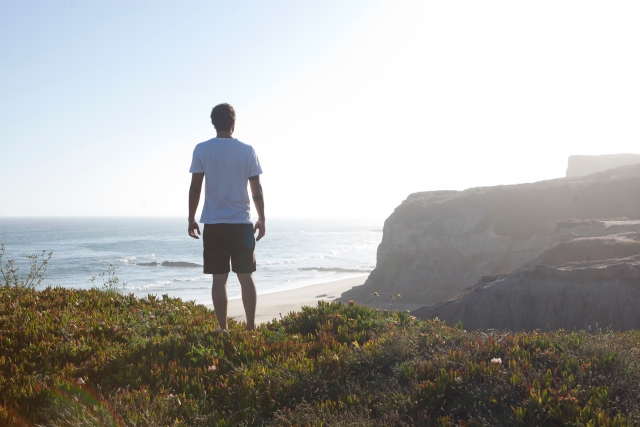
[0,217,382,305]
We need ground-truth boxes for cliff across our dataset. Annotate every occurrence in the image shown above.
[566,153,640,177]
[522,220,640,268]
[413,255,640,332]
[340,164,640,309]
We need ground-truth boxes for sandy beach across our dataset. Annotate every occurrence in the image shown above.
[205,276,367,325]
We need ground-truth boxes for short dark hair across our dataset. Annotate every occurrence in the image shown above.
[210,103,236,131]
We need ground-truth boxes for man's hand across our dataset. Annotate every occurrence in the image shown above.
[188,220,201,239]
[249,176,265,241]
[188,173,204,238]
[254,218,265,242]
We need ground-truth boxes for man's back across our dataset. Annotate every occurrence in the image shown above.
[190,137,262,224]
[188,102,265,331]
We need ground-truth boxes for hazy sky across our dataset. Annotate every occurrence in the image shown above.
[2,1,639,220]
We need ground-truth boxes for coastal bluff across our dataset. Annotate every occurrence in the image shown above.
[413,221,640,331]
[413,256,640,332]
[566,153,640,177]
[341,162,640,309]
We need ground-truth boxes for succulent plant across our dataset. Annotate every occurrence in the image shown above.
[0,276,638,426]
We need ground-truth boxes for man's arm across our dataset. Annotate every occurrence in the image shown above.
[249,175,265,241]
[188,173,204,239]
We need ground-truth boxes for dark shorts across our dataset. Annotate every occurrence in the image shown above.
[203,223,256,274]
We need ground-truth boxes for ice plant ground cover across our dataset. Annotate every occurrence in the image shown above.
[2,284,640,426]
[0,245,637,426]
[0,285,640,426]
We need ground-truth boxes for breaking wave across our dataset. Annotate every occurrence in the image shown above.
[134,261,201,267]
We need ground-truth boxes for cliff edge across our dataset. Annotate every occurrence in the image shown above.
[566,153,640,177]
[340,163,640,309]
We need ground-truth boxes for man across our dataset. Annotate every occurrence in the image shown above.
[188,103,265,331]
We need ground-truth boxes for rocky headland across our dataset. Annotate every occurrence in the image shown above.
[341,161,640,313]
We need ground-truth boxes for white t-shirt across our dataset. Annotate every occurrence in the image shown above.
[189,138,263,224]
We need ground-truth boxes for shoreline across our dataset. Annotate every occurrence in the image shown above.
[204,276,368,325]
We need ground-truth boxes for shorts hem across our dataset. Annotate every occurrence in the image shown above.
[202,220,253,225]
[203,268,231,275]
[231,268,257,274]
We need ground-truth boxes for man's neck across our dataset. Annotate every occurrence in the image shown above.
[216,131,233,138]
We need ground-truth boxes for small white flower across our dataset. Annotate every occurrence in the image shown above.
[207,365,217,371]
[490,358,502,365]
[76,378,85,385]
[455,376,464,384]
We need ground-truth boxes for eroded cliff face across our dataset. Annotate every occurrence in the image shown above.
[413,255,640,332]
[522,220,640,268]
[413,220,640,331]
[340,164,640,308]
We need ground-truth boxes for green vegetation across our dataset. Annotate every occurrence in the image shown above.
[2,250,640,425]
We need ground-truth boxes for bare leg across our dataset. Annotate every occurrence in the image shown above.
[237,273,257,330]
[211,273,229,330]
